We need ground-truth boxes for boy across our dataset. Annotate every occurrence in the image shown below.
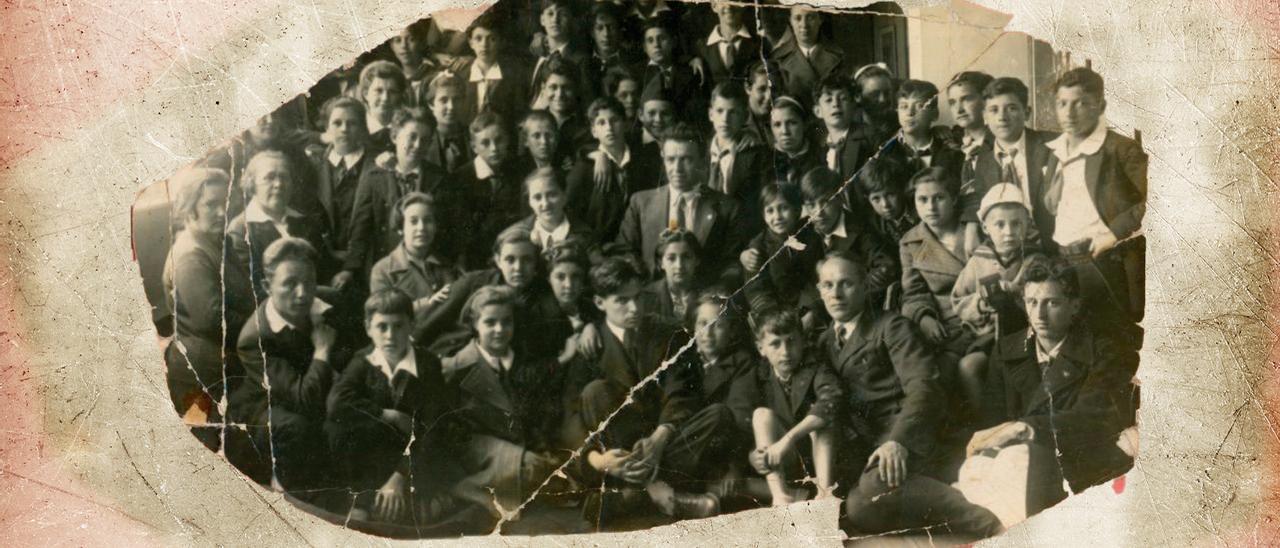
[852,63,898,146]
[639,14,705,123]
[696,1,761,88]
[856,155,919,245]
[566,97,661,243]
[229,238,347,499]
[326,289,461,524]
[774,5,844,107]
[533,59,593,160]
[422,72,472,174]
[584,3,641,100]
[636,81,680,158]
[1041,67,1146,344]
[814,75,875,183]
[945,71,995,154]
[528,0,589,96]
[390,22,441,107]
[744,62,778,146]
[359,60,408,153]
[303,96,377,288]
[740,183,819,315]
[951,184,1050,410]
[444,285,570,517]
[886,79,963,176]
[960,77,1055,250]
[571,257,722,520]
[727,308,841,505]
[706,82,769,233]
[455,112,524,270]
[799,167,898,303]
[343,108,450,282]
[514,109,572,178]
[454,13,530,123]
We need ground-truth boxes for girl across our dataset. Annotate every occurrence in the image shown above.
[508,167,597,254]
[368,192,461,320]
[769,96,822,186]
[641,229,703,326]
[740,183,817,315]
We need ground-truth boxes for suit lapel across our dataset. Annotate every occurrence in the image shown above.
[601,324,639,386]
[788,365,816,419]
[458,352,514,412]
[694,191,717,242]
[316,160,336,223]
[1026,332,1092,412]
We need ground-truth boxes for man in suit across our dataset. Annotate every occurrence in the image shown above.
[814,251,1002,537]
[696,2,762,89]
[965,259,1138,517]
[616,123,743,278]
[959,77,1056,249]
[773,5,844,108]
[1038,67,1147,348]
[229,238,349,503]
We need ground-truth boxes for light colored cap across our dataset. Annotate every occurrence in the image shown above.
[978,183,1029,220]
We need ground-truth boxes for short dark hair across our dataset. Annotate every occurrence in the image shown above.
[393,191,435,231]
[983,77,1030,107]
[1022,259,1082,300]
[947,71,994,96]
[537,57,580,98]
[856,156,912,196]
[469,110,507,137]
[642,11,678,34]
[686,289,747,343]
[466,12,503,40]
[659,122,704,154]
[759,182,803,212]
[751,307,802,340]
[545,237,591,271]
[603,66,640,97]
[710,81,749,106]
[262,237,317,279]
[587,96,627,122]
[907,165,961,200]
[389,107,429,142]
[800,166,842,202]
[590,256,642,298]
[590,2,623,25]
[1054,67,1105,102]
[897,79,939,112]
[654,228,703,270]
[814,74,856,104]
[491,226,538,257]
[321,96,367,129]
[364,288,414,321]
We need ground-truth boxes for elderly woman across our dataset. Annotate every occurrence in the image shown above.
[162,167,255,445]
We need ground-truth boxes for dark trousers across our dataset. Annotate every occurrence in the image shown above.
[234,407,333,496]
[1062,236,1145,349]
[842,448,1003,538]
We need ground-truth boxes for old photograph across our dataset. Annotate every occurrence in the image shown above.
[129,0,1146,542]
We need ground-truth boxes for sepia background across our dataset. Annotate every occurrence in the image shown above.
[0,0,1276,545]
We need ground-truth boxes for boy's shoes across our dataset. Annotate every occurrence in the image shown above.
[669,492,720,519]
[580,486,649,523]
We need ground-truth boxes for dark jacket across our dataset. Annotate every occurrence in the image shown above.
[344,160,452,275]
[565,147,663,244]
[726,355,843,433]
[443,341,566,451]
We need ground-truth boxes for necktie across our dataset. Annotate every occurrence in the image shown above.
[444,137,463,172]
[836,324,849,350]
[397,171,418,197]
[724,40,737,72]
[709,149,727,193]
[334,159,349,185]
[827,138,845,172]
[675,194,688,230]
[998,148,1020,187]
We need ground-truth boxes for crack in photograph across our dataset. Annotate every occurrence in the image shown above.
[130,0,1146,543]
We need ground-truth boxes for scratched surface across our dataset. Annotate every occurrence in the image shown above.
[0,0,1277,546]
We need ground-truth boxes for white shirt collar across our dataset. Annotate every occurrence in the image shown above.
[599,145,631,167]
[995,132,1026,157]
[800,44,817,59]
[642,129,658,144]
[243,200,299,226]
[469,61,503,82]
[1048,117,1108,161]
[367,347,419,379]
[327,147,365,168]
[264,298,332,334]
[605,320,629,345]
[1035,336,1067,365]
[474,156,496,179]
[706,26,752,46]
[834,312,863,341]
[826,127,849,145]
[475,343,514,372]
[532,217,572,246]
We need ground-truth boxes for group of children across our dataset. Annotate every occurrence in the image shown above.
[163,0,1146,538]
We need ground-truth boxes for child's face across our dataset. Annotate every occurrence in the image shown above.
[803,195,842,235]
[528,177,566,224]
[867,189,903,220]
[540,4,571,38]
[693,302,732,360]
[494,241,538,289]
[756,329,803,379]
[542,74,576,114]
[366,312,412,363]
[984,93,1028,142]
[431,87,462,128]
[394,120,427,162]
[860,76,894,117]
[770,107,807,153]
[266,259,316,325]
[401,202,436,256]
[1055,85,1104,140]
[469,27,500,64]
[523,118,558,161]
[789,7,822,48]
[913,181,956,230]
[644,27,674,65]
[817,257,865,322]
[763,196,800,236]
[592,15,620,54]
[251,157,293,216]
[549,262,585,307]
[327,105,366,152]
[592,108,627,149]
[189,183,229,236]
[982,204,1030,256]
[472,124,510,168]
[947,84,985,131]
[816,88,856,130]
[746,74,771,114]
[615,79,640,119]
[713,2,743,28]
[641,100,676,137]
[708,95,747,140]
[660,241,699,287]
[594,281,642,330]
[897,94,937,136]
[391,28,422,67]
[365,77,402,120]
[1024,280,1079,344]
[475,303,514,356]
